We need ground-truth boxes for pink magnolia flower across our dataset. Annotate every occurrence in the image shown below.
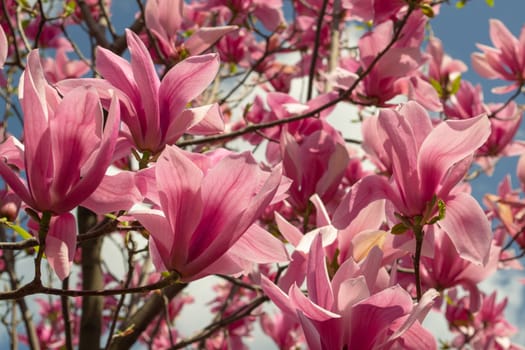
[0,50,120,214]
[281,127,349,211]
[58,29,224,156]
[425,36,467,101]
[446,80,525,174]
[42,46,90,83]
[398,227,501,311]
[334,101,492,265]
[262,235,438,350]
[132,145,285,282]
[446,290,523,350]
[472,19,525,94]
[145,0,237,61]
[336,16,440,110]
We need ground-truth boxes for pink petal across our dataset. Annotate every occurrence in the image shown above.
[45,213,77,280]
[261,275,297,318]
[275,211,303,247]
[333,175,398,229]
[418,114,490,202]
[185,103,225,135]
[126,30,161,148]
[439,192,492,265]
[289,284,340,321]
[228,224,289,264]
[306,234,334,309]
[81,171,143,214]
[155,145,204,268]
[59,93,120,213]
[131,209,173,271]
[185,26,238,55]
[95,46,139,103]
[159,53,220,131]
[145,0,183,40]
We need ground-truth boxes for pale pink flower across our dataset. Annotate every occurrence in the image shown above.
[145,0,237,60]
[262,235,438,350]
[335,102,492,265]
[472,19,525,93]
[42,47,90,83]
[446,290,523,350]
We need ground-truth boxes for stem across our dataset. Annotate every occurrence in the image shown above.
[34,211,52,284]
[413,226,424,301]
[108,283,187,350]
[61,277,74,350]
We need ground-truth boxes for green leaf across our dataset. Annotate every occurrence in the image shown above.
[64,1,77,16]
[429,78,443,98]
[449,75,462,95]
[391,223,409,235]
[456,0,467,8]
[486,0,495,6]
[420,4,435,18]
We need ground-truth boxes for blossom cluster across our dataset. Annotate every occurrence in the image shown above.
[0,0,524,349]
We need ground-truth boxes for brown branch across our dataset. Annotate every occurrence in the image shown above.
[0,227,40,350]
[170,295,268,350]
[306,0,329,100]
[177,6,417,148]
[107,283,188,350]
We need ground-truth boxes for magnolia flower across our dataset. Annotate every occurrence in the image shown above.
[0,50,120,214]
[132,145,286,282]
[472,19,525,93]
[58,29,224,155]
[262,235,438,350]
[334,101,492,265]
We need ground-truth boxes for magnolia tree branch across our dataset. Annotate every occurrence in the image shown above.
[0,227,40,350]
[178,6,417,148]
[306,0,329,100]
[108,283,188,350]
[170,295,268,350]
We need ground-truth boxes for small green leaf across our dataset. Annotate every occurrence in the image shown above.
[438,199,446,220]
[64,0,77,16]
[420,4,435,18]
[429,78,443,98]
[456,0,467,8]
[391,223,409,235]
[449,75,462,95]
